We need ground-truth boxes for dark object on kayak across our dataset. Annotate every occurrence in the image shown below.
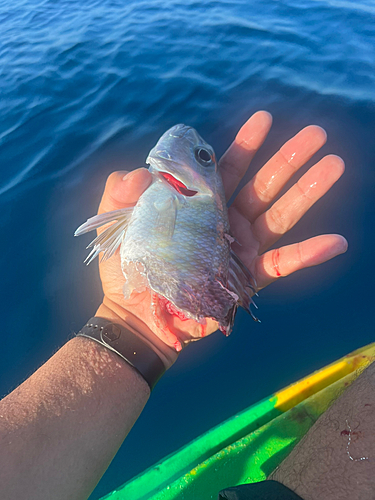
[218,480,305,500]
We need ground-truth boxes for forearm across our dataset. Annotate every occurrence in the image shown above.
[0,335,150,500]
[269,360,375,500]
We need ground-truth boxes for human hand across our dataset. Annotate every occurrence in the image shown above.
[94,111,347,367]
[220,111,347,294]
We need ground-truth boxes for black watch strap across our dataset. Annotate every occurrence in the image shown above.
[76,317,166,390]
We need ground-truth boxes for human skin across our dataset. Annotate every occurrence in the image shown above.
[0,111,347,499]
[269,360,375,500]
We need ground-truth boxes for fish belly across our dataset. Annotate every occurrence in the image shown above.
[120,182,234,322]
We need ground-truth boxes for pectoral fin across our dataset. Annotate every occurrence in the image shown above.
[74,207,133,264]
[154,196,177,240]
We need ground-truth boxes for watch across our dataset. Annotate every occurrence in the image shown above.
[76,317,166,390]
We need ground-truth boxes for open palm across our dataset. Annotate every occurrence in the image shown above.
[93,111,347,366]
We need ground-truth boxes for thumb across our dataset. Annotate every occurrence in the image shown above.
[98,168,152,214]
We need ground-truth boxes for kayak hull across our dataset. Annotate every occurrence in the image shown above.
[101,343,375,500]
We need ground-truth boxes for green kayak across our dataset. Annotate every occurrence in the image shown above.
[101,343,375,500]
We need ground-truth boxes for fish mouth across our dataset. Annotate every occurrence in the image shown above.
[160,172,198,197]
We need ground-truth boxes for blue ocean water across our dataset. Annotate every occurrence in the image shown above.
[1,0,375,497]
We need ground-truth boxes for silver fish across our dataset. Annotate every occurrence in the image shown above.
[75,124,257,350]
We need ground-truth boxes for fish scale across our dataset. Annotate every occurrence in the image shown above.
[122,179,232,322]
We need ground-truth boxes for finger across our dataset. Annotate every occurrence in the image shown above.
[98,168,152,215]
[254,234,348,290]
[234,125,327,223]
[219,111,273,200]
[253,155,345,253]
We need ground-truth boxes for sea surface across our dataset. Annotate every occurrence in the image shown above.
[1,0,375,498]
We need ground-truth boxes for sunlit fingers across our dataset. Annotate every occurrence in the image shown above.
[252,155,345,254]
[233,125,327,223]
[99,168,152,215]
[255,234,348,290]
[219,111,272,200]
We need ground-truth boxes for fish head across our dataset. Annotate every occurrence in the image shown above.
[146,124,218,197]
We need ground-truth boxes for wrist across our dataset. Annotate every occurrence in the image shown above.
[96,300,179,370]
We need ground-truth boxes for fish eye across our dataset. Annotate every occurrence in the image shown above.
[195,147,213,166]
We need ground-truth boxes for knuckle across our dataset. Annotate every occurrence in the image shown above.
[295,178,312,201]
[269,248,283,277]
[277,149,300,172]
[253,176,272,202]
[267,204,288,234]
[296,242,305,266]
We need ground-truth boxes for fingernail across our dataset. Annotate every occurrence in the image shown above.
[337,235,348,253]
[119,170,130,181]
[123,168,144,181]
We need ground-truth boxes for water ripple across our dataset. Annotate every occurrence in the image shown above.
[0,0,374,197]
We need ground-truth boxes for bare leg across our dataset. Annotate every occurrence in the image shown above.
[269,361,375,500]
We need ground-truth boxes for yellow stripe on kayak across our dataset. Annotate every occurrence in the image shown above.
[275,343,375,412]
